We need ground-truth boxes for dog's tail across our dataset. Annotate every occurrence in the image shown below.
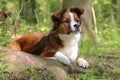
[6,42,21,50]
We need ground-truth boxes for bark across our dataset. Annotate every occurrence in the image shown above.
[62,0,99,44]
[0,46,88,80]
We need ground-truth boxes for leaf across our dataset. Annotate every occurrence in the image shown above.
[38,64,43,69]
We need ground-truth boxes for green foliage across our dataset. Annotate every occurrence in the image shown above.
[0,63,56,80]
[93,0,120,28]
[35,0,60,26]
[79,27,120,56]
[0,0,8,9]
[0,23,12,46]
[22,65,55,80]
[0,0,59,46]
[0,51,9,80]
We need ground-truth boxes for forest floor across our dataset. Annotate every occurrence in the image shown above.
[0,51,120,80]
[73,52,120,80]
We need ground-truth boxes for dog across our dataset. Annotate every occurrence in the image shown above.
[7,7,89,68]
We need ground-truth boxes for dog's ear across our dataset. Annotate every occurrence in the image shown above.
[51,9,67,23]
[70,7,84,18]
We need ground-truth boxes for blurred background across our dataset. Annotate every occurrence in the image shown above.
[0,0,120,54]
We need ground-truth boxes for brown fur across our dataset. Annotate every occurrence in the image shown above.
[7,32,44,52]
[7,32,64,57]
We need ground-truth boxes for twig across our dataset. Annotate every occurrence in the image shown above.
[13,3,23,40]
[92,7,98,34]
[34,9,39,24]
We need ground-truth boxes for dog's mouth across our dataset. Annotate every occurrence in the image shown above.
[67,30,81,35]
[67,27,82,35]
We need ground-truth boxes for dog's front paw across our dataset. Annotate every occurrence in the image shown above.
[77,58,89,68]
[54,51,70,65]
[58,56,70,65]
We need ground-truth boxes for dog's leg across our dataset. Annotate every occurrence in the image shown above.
[54,51,70,65]
[76,56,89,68]
[6,42,21,50]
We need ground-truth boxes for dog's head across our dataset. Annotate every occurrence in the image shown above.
[51,7,84,35]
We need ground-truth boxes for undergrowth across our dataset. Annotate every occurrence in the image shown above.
[0,58,56,80]
[78,27,120,80]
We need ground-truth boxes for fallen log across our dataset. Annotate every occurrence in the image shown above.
[0,46,88,80]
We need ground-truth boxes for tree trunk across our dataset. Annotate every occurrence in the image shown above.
[62,0,99,44]
[111,0,117,26]
[117,0,120,27]
[58,0,63,9]
[20,0,37,24]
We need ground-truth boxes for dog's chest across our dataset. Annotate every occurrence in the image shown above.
[59,33,80,61]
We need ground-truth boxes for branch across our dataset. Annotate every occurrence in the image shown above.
[92,7,98,34]
[34,9,39,24]
[13,3,23,39]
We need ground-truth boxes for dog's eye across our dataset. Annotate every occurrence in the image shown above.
[76,19,79,22]
[64,19,70,23]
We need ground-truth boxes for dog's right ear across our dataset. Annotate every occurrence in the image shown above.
[70,7,84,18]
[51,9,67,23]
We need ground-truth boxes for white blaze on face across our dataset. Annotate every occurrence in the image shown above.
[69,12,82,33]
[69,12,78,32]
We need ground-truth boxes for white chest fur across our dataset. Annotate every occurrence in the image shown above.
[59,33,81,61]
[54,33,89,68]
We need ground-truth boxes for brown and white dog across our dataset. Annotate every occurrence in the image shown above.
[7,7,89,68]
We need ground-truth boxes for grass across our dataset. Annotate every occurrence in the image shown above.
[77,39,120,80]
[0,62,56,80]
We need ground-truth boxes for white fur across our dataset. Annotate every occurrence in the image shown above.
[59,33,80,61]
[69,12,78,32]
[54,33,80,64]
[77,58,89,68]
[54,51,70,65]
[54,33,80,65]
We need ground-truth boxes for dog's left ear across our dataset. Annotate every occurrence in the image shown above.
[70,7,84,18]
[51,9,67,23]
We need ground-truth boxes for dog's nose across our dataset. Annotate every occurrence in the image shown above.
[74,24,79,29]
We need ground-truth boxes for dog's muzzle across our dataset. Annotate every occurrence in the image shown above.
[74,24,80,32]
